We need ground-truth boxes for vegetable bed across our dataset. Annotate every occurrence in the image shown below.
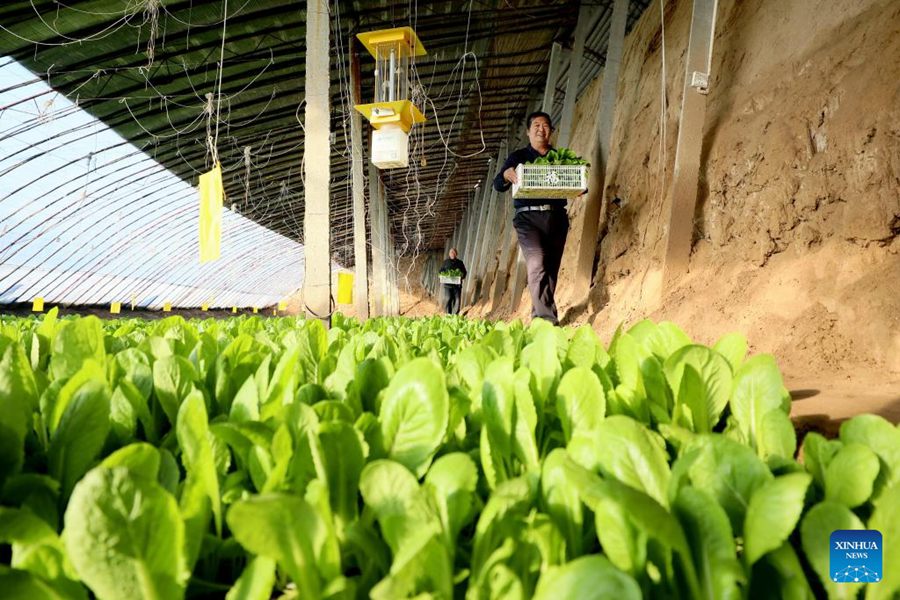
[0,310,897,599]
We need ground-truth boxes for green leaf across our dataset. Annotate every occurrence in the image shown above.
[626,319,692,362]
[379,358,449,477]
[713,333,748,372]
[153,356,197,426]
[743,472,811,565]
[355,357,393,414]
[176,390,221,535]
[471,475,537,579]
[99,443,160,481]
[424,452,478,547]
[50,316,106,381]
[564,325,608,370]
[230,376,260,422]
[532,555,641,600]
[224,556,276,600]
[673,486,744,600]
[868,483,900,600]
[576,415,670,507]
[0,566,72,600]
[749,542,815,600]
[824,443,879,507]
[730,354,790,456]
[840,414,900,494]
[664,345,732,432]
[317,421,366,527]
[48,378,110,499]
[64,466,186,600]
[800,501,865,600]
[669,435,772,534]
[521,327,562,408]
[802,432,842,491]
[359,460,439,557]
[0,336,36,486]
[227,493,327,600]
[555,367,605,442]
[541,449,584,559]
[369,529,452,600]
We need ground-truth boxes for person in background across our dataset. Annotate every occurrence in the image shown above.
[493,111,569,325]
[439,248,467,315]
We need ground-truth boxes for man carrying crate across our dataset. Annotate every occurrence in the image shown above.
[492,111,571,325]
[439,248,467,315]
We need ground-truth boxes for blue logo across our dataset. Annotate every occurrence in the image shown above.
[830,530,882,583]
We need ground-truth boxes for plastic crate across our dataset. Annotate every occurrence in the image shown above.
[511,163,588,199]
[439,275,462,285]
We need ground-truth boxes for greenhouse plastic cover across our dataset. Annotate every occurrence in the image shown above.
[0,59,321,309]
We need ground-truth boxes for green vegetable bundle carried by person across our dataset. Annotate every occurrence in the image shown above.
[439,248,467,315]
[493,111,576,326]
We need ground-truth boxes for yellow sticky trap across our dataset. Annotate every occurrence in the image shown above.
[277,300,287,311]
[163,303,172,312]
[130,295,137,310]
[201,304,209,311]
[273,309,278,316]
[110,302,121,314]
[337,272,354,304]
[253,307,259,314]
[232,307,237,314]
[198,162,224,264]
[32,297,44,312]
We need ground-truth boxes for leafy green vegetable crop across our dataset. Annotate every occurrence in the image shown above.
[0,309,896,599]
[439,268,463,278]
[527,147,589,166]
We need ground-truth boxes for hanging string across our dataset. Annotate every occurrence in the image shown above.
[212,0,229,165]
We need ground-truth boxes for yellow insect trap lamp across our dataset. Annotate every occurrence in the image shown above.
[354,27,427,169]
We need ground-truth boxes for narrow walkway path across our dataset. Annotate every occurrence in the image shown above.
[789,377,900,438]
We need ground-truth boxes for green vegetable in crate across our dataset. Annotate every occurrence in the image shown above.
[439,268,463,278]
[526,146,589,166]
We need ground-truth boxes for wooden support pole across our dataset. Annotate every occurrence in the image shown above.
[663,0,719,287]
[349,37,369,320]
[466,157,495,304]
[302,0,331,326]
[542,42,563,114]
[368,159,387,316]
[461,187,481,300]
[572,0,628,301]
[472,141,507,304]
[558,2,589,148]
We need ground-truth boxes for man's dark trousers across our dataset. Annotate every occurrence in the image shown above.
[513,209,569,325]
[444,284,462,314]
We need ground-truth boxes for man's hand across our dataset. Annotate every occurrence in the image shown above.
[503,167,518,185]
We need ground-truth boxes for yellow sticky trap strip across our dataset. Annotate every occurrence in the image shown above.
[198,162,224,264]
[201,304,209,311]
[277,300,287,311]
[232,307,237,314]
[110,302,121,314]
[163,303,172,312]
[337,272,354,304]
[253,307,259,314]
[32,297,44,312]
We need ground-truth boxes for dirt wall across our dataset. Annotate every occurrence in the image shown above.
[475,0,900,381]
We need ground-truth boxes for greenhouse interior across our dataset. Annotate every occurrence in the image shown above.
[0,0,898,598]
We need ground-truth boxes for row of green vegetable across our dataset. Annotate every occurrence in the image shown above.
[0,310,897,599]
